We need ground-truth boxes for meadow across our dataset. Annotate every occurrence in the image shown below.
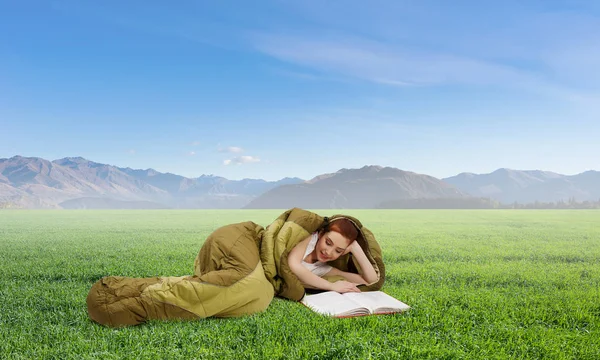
[1,209,599,359]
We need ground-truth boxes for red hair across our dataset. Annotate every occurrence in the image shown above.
[321,218,358,241]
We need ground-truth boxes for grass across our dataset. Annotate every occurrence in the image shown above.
[1,209,599,359]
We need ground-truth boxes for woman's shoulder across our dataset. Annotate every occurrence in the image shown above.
[288,232,315,262]
[294,232,314,249]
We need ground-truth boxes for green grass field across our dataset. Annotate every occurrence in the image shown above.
[1,209,599,359]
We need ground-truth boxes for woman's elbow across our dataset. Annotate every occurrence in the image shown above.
[365,274,378,284]
[288,261,302,276]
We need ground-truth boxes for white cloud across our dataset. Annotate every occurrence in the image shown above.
[248,5,600,103]
[251,33,543,88]
[128,149,136,154]
[252,31,600,108]
[219,146,244,153]
[270,68,324,81]
[191,141,201,146]
[188,151,196,156]
[223,155,260,165]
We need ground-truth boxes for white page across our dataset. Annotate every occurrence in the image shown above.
[301,291,366,316]
[342,291,411,313]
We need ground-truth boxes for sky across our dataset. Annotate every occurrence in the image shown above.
[1,1,599,181]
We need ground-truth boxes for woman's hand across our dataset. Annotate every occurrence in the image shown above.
[339,241,379,285]
[343,241,361,255]
[330,280,360,293]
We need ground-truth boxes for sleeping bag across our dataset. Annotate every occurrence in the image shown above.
[86,208,385,327]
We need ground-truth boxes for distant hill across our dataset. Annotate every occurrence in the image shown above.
[0,156,304,209]
[443,168,600,203]
[1,155,598,208]
[377,197,500,209]
[244,165,466,209]
[59,197,171,209]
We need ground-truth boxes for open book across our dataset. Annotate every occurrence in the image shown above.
[301,291,411,318]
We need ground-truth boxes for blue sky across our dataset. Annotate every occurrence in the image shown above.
[1,1,598,181]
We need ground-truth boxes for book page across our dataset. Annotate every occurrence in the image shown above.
[342,291,411,314]
[301,291,368,316]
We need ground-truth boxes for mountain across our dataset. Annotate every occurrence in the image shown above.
[0,156,106,208]
[51,157,171,201]
[0,156,304,209]
[2,155,598,208]
[443,168,599,203]
[515,170,600,203]
[244,165,466,209]
[59,197,171,209]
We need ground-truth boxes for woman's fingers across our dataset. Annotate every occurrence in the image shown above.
[335,280,361,293]
[345,284,360,293]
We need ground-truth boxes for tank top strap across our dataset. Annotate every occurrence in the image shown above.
[303,232,318,259]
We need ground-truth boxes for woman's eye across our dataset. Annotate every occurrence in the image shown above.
[335,250,342,254]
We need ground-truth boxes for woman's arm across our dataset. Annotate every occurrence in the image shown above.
[325,267,367,285]
[288,237,359,293]
[328,241,378,285]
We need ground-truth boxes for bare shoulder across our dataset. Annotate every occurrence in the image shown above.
[289,233,313,259]
[293,233,312,251]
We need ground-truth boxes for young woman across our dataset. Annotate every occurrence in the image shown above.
[288,218,378,294]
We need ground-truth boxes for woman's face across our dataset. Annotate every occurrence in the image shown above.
[315,230,352,262]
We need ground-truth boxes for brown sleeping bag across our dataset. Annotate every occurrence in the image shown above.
[87,221,273,327]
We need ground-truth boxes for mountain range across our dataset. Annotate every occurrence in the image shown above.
[0,155,598,209]
[443,168,600,204]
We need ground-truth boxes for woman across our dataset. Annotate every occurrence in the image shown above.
[288,218,379,294]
